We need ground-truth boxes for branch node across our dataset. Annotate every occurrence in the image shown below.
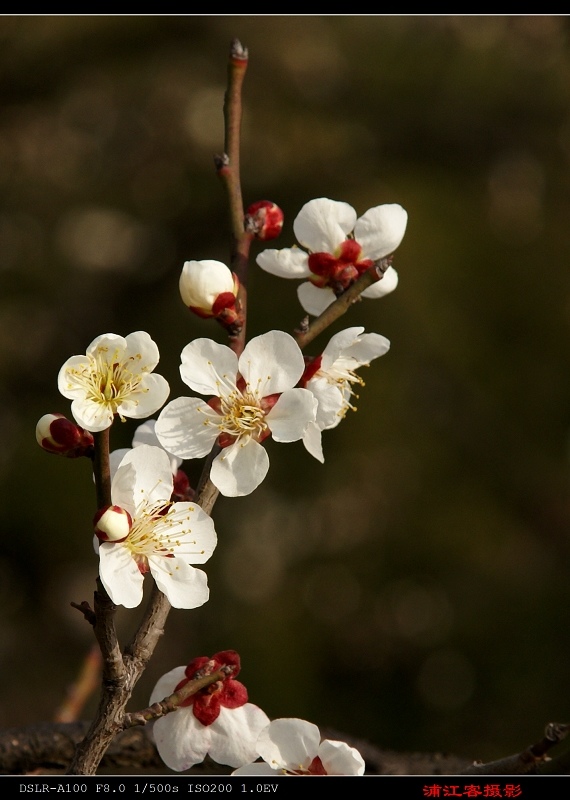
[214,153,230,171]
[70,601,96,626]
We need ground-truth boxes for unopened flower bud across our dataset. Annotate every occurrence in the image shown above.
[179,260,239,319]
[93,505,133,543]
[245,200,284,241]
[36,413,94,458]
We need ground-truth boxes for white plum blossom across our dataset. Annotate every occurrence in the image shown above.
[179,260,239,318]
[97,445,216,608]
[150,651,270,771]
[58,332,170,433]
[301,327,390,463]
[155,331,317,497]
[232,718,365,776]
[257,197,407,316]
[109,419,183,481]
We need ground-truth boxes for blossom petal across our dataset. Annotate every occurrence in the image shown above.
[149,558,210,609]
[99,542,144,608]
[321,327,365,370]
[70,397,114,432]
[123,330,161,371]
[152,503,217,564]
[180,339,239,396]
[318,739,365,776]
[256,247,311,279]
[339,332,390,364]
[239,332,305,397]
[302,421,324,463]
[211,439,269,497]
[112,445,173,512]
[109,448,130,481]
[85,333,127,363]
[116,373,170,420]
[149,666,186,705]
[354,204,407,261]
[257,718,320,771]
[132,420,183,473]
[266,389,316,442]
[58,355,95,401]
[208,705,271,768]
[306,376,345,430]
[293,198,357,253]
[361,265,399,299]
[155,397,219,459]
[153,701,211,771]
[232,763,277,776]
[297,282,336,317]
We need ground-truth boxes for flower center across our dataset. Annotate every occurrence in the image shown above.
[207,388,268,446]
[124,501,198,574]
[307,239,374,290]
[319,360,366,417]
[70,345,146,416]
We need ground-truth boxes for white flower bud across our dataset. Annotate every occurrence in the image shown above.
[94,505,133,543]
[179,260,238,317]
[36,412,94,457]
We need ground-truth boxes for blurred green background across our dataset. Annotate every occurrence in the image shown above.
[2,15,570,768]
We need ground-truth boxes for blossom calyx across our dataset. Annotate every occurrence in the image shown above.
[36,413,94,458]
[245,201,284,241]
[179,260,240,323]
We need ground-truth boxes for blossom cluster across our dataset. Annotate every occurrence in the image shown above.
[39,192,406,774]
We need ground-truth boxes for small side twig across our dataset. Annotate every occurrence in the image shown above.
[462,722,569,775]
[70,601,96,626]
[295,259,391,351]
[123,666,234,728]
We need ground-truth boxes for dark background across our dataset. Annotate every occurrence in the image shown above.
[2,16,570,768]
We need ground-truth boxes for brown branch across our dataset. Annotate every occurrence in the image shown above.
[461,722,569,775]
[67,425,126,774]
[91,429,122,679]
[295,259,391,352]
[92,428,111,510]
[0,723,162,774]
[215,39,251,357]
[13,720,568,776]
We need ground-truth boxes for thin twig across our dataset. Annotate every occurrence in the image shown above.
[216,38,251,356]
[461,722,569,775]
[295,259,391,351]
[123,666,234,728]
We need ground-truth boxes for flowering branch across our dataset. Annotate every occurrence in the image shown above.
[123,666,235,728]
[295,258,392,351]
